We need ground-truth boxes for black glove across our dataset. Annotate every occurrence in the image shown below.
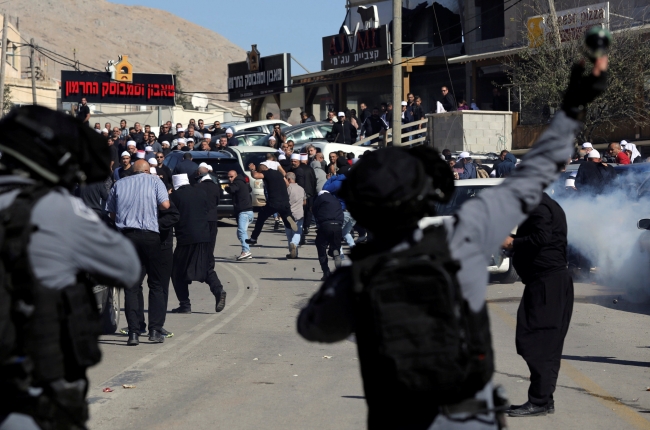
[562,63,608,120]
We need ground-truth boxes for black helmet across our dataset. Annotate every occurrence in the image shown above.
[0,105,110,187]
[340,146,454,232]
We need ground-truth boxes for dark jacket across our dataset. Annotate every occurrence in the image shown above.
[495,153,517,178]
[194,178,221,222]
[169,185,210,246]
[312,191,344,225]
[332,121,353,144]
[293,164,317,198]
[224,176,253,214]
[361,115,388,137]
[173,159,198,178]
[359,108,372,124]
[457,159,476,179]
[157,164,173,190]
[575,161,616,193]
[159,201,181,250]
[227,136,238,147]
[322,174,347,210]
[512,193,567,282]
[441,93,457,112]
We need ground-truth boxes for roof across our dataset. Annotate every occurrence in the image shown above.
[224,146,280,153]
[447,47,525,64]
[292,60,391,82]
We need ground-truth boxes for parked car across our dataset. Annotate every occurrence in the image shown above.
[298,142,376,159]
[163,150,247,218]
[255,122,334,148]
[222,146,285,207]
[422,178,519,283]
[210,130,267,147]
[224,119,291,134]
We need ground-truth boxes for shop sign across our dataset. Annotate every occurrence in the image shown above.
[322,24,389,70]
[61,70,176,106]
[227,46,291,102]
[527,2,609,47]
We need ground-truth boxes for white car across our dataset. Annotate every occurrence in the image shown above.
[222,146,283,207]
[421,178,519,283]
[300,142,376,160]
[225,119,291,134]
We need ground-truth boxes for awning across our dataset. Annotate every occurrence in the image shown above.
[292,59,391,82]
[447,46,525,64]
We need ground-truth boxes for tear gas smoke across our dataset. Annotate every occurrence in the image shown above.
[551,171,650,301]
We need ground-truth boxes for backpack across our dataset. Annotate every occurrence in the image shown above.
[475,164,490,179]
[350,226,494,405]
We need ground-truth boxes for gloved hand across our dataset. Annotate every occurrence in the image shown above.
[561,58,608,120]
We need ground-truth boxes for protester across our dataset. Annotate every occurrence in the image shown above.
[311,190,344,280]
[155,152,173,190]
[332,112,353,144]
[495,153,518,178]
[608,142,630,164]
[360,107,388,146]
[285,172,306,259]
[193,163,221,254]
[169,174,226,314]
[225,170,254,260]
[575,150,616,193]
[456,152,477,179]
[173,152,198,177]
[226,129,237,146]
[624,142,643,163]
[441,85,457,112]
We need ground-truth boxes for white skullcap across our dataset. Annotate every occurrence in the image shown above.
[148,158,157,165]
[207,165,213,172]
[186,138,194,142]
[136,151,145,159]
[203,133,211,139]
[95,129,102,133]
[177,127,185,132]
[150,167,157,174]
[127,140,137,147]
[121,151,130,157]
[177,138,187,144]
[145,146,153,152]
[226,128,233,134]
[582,142,593,148]
[198,162,210,170]
[620,139,628,147]
[291,153,300,161]
[172,174,190,190]
[101,128,108,134]
[269,136,276,141]
[565,177,575,188]
[300,154,308,161]
[278,154,286,160]
[588,149,601,159]
[459,151,470,159]
[338,111,345,117]
[401,101,407,106]
[162,141,170,147]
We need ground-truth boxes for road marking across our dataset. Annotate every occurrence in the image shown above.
[489,303,650,430]
[90,261,258,406]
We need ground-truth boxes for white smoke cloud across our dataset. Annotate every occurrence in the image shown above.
[552,172,650,301]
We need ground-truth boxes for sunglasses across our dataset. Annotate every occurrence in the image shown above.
[156,156,164,159]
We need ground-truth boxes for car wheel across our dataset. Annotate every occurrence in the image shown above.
[100,287,120,334]
[491,261,519,284]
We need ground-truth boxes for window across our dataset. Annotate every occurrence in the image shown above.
[236,136,248,146]
[287,127,316,145]
[316,124,333,138]
[242,126,263,132]
[476,0,504,41]
[242,153,270,170]
[248,134,264,145]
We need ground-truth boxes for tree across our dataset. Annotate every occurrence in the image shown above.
[3,85,12,114]
[504,5,650,143]
[170,63,190,109]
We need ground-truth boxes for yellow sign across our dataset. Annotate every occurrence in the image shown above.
[115,55,134,83]
[527,16,545,48]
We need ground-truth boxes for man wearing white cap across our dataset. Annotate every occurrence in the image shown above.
[113,151,133,181]
[226,128,237,147]
[185,138,195,151]
[170,173,226,313]
[268,135,277,148]
[161,141,171,156]
[175,138,187,151]
[575,149,616,193]
[136,150,146,160]
[172,128,185,148]
[581,142,593,160]
[456,152,477,179]
[193,162,221,255]
[246,162,299,245]
[332,111,353,144]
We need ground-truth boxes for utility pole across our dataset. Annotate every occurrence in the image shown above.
[392,0,402,146]
[30,38,36,105]
[547,0,562,47]
[0,14,8,114]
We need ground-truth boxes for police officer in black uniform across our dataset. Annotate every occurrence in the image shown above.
[0,105,140,430]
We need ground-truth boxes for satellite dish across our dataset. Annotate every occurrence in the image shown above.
[239,100,251,111]
[191,93,209,109]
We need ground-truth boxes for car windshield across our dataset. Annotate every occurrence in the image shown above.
[434,185,493,216]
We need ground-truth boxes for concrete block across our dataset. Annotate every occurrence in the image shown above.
[489,121,503,131]
[477,121,491,130]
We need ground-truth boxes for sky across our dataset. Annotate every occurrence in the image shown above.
[110,0,347,74]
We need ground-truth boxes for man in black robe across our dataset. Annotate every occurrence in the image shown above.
[574,149,616,194]
[503,192,573,417]
[193,162,221,254]
[169,173,226,314]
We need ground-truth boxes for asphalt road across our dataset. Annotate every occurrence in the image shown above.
[88,219,650,429]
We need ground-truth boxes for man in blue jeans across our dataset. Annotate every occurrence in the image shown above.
[224,170,254,260]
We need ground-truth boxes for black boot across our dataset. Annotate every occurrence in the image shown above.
[148,330,165,343]
[127,332,139,346]
[508,401,547,417]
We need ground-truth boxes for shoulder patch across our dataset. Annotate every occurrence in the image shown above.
[69,196,101,223]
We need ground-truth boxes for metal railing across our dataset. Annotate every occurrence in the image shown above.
[353,118,428,147]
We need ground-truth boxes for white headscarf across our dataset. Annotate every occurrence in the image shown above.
[625,143,642,162]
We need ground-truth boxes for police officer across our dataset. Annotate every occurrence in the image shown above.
[0,105,140,430]
[297,56,609,428]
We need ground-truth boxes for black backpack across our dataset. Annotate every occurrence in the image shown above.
[350,225,494,405]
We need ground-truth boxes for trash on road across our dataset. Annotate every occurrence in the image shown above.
[102,387,113,393]
[323,356,332,359]
[253,358,258,360]
[646,387,650,391]
[122,384,136,389]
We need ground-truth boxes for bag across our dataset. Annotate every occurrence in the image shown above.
[476,165,490,179]
[350,226,494,405]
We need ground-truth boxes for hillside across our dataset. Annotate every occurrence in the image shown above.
[4,0,245,109]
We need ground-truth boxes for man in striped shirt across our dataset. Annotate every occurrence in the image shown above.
[106,159,170,345]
